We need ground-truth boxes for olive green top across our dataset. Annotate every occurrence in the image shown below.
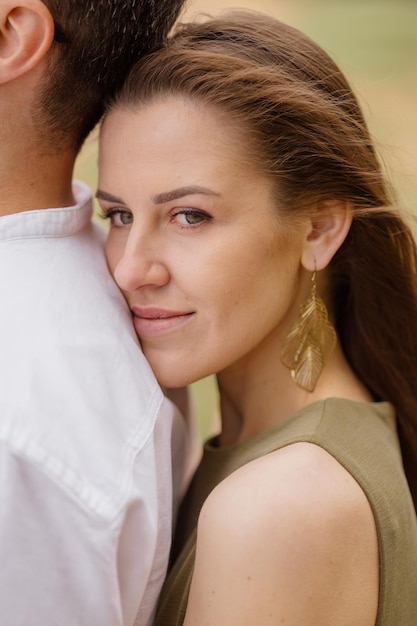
[155,398,417,625]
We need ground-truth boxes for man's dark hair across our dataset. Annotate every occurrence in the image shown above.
[37,0,185,149]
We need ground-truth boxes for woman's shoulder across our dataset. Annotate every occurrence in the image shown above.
[202,440,374,537]
[187,442,378,625]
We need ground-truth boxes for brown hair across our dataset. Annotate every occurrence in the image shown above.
[111,10,417,507]
[36,0,185,149]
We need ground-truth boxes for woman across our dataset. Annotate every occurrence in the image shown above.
[97,11,417,625]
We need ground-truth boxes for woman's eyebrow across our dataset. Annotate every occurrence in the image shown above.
[152,186,220,204]
[96,189,126,204]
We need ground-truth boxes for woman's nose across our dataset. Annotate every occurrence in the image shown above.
[112,238,170,293]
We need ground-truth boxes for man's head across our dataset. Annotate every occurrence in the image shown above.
[1,0,186,151]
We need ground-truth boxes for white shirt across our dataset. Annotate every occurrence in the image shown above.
[0,182,188,626]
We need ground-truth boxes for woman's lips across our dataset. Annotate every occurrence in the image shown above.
[131,306,194,338]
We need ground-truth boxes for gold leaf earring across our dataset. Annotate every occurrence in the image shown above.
[281,269,336,392]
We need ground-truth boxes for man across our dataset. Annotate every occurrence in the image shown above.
[0,1,190,624]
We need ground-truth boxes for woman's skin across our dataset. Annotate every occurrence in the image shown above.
[98,97,378,625]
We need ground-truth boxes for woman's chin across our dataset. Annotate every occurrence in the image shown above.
[144,351,214,389]
[152,367,196,390]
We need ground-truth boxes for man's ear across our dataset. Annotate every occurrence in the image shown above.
[301,200,353,271]
[0,0,54,84]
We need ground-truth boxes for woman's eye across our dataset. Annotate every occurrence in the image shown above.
[173,209,211,227]
[102,209,133,227]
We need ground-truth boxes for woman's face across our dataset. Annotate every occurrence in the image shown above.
[98,99,310,387]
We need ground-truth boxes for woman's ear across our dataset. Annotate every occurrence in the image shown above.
[301,200,353,271]
[0,0,54,84]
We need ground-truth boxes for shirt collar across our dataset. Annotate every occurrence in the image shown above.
[0,180,92,242]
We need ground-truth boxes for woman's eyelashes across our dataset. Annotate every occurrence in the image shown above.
[100,208,133,226]
[170,208,213,228]
[100,206,213,229]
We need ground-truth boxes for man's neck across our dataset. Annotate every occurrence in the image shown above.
[0,147,77,217]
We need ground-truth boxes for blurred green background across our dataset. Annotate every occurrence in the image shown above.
[75,0,417,440]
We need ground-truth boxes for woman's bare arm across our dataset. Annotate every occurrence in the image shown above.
[184,442,378,626]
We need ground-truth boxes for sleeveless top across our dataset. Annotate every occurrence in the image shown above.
[154,398,417,625]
